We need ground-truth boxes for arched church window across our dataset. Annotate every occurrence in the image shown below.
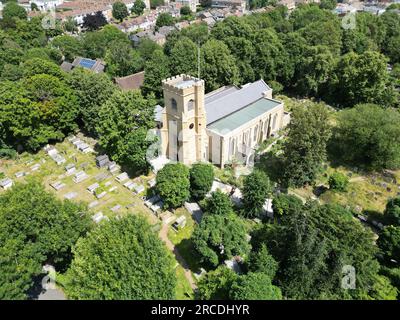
[188,99,195,112]
[171,98,177,110]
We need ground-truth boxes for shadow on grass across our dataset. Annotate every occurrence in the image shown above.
[175,238,202,274]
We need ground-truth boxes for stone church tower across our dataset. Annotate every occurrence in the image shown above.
[160,75,207,165]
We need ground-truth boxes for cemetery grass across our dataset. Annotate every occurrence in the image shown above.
[290,165,400,217]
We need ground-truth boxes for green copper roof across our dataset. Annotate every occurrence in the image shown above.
[207,98,281,135]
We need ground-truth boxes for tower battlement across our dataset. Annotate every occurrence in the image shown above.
[162,74,204,95]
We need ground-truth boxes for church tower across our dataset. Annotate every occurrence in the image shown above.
[160,75,207,165]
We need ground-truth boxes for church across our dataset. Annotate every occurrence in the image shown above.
[156,74,287,168]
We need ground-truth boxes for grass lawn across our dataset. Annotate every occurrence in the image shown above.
[168,207,203,274]
[289,164,400,218]
[0,134,158,225]
[175,265,194,300]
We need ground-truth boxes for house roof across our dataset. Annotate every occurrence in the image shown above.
[207,97,281,134]
[60,61,73,72]
[205,79,271,125]
[115,71,145,91]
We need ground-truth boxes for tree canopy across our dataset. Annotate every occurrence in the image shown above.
[64,215,176,299]
[0,181,91,299]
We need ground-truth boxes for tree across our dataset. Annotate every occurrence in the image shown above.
[282,102,331,187]
[30,2,38,11]
[105,40,142,77]
[169,37,198,76]
[242,170,271,218]
[230,272,282,300]
[180,5,192,17]
[272,194,303,217]
[197,266,237,300]
[384,197,400,227]
[251,29,290,84]
[131,0,146,16]
[150,0,164,9]
[96,90,156,174]
[2,2,27,21]
[156,13,175,28]
[82,11,108,31]
[189,162,214,200]
[112,1,129,22]
[64,215,176,299]
[192,213,250,267]
[328,172,349,192]
[332,51,396,107]
[156,163,190,209]
[0,75,79,151]
[82,25,130,59]
[203,190,233,216]
[293,45,336,97]
[0,181,91,299]
[319,0,337,10]
[67,67,116,136]
[64,16,78,33]
[332,104,400,170]
[201,39,239,92]
[377,226,400,264]
[21,58,65,79]
[51,35,83,62]
[142,49,170,98]
[247,244,278,279]
[260,202,381,299]
[367,275,398,300]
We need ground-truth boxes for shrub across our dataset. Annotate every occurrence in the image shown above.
[328,172,349,192]
[189,162,214,200]
[242,170,271,218]
[384,197,400,226]
[156,163,190,208]
[272,194,303,216]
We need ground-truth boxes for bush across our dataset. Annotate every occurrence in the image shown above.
[247,244,278,279]
[328,172,349,192]
[203,190,233,215]
[230,273,282,300]
[272,194,303,216]
[242,170,271,218]
[156,163,190,209]
[377,226,400,264]
[384,197,400,226]
[189,162,214,200]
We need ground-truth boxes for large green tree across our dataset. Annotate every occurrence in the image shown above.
[282,102,332,187]
[156,163,190,209]
[96,90,156,174]
[0,74,79,150]
[192,213,250,267]
[67,67,117,136]
[332,51,396,107]
[112,1,129,22]
[189,162,214,200]
[332,104,400,170]
[242,170,271,218]
[142,49,170,98]
[0,181,91,299]
[230,272,282,300]
[105,40,142,77]
[65,215,176,299]
[200,39,239,92]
